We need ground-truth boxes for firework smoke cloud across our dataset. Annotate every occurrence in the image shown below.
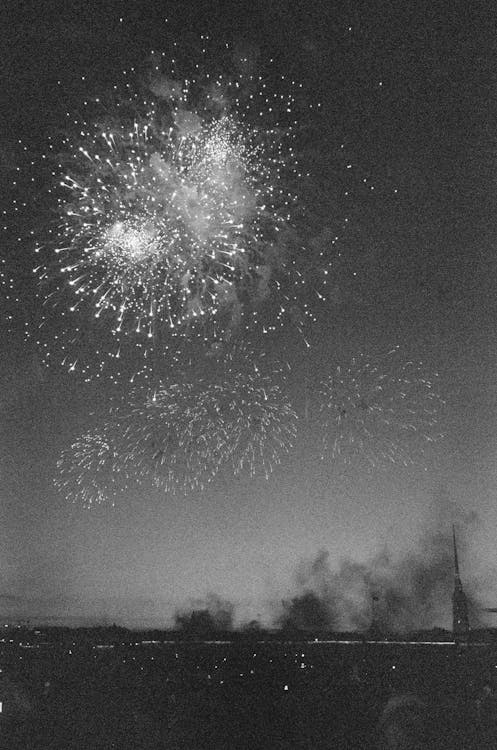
[278,526,482,634]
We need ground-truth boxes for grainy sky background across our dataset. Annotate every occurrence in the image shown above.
[0,0,496,628]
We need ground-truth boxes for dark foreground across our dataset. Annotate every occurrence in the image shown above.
[1,635,497,748]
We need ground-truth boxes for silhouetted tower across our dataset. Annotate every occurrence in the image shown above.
[452,525,469,642]
[366,591,382,639]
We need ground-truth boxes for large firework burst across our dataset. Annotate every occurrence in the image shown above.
[317,347,444,468]
[28,41,315,380]
[52,110,287,333]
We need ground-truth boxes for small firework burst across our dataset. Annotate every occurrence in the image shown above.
[55,425,130,507]
[318,347,444,468]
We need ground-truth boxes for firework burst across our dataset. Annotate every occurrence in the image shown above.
[122,380,228,493]
[318,347,444,468]
[29,41,314,379]
[52,112,280,334]
[55,424,130,507]
[222,373,299,478]
[55,344,298,503]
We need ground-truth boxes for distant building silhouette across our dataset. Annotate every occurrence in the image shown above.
[367,591,384,639]
[452,525,469,643]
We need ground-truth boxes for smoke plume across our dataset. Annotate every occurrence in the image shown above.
[174,593,234,634]
[278,526,483,633]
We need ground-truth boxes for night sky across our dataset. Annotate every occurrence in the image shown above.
[0,0,496,629]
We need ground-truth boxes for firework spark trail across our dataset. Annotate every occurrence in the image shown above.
[318,347,444,468]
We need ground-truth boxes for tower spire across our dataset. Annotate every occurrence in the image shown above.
[451,525,469,644]
[452,524,460,579]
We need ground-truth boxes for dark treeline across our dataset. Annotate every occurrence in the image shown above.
[14,623,497,644]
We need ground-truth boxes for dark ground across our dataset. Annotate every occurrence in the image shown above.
[0,638,496,748]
